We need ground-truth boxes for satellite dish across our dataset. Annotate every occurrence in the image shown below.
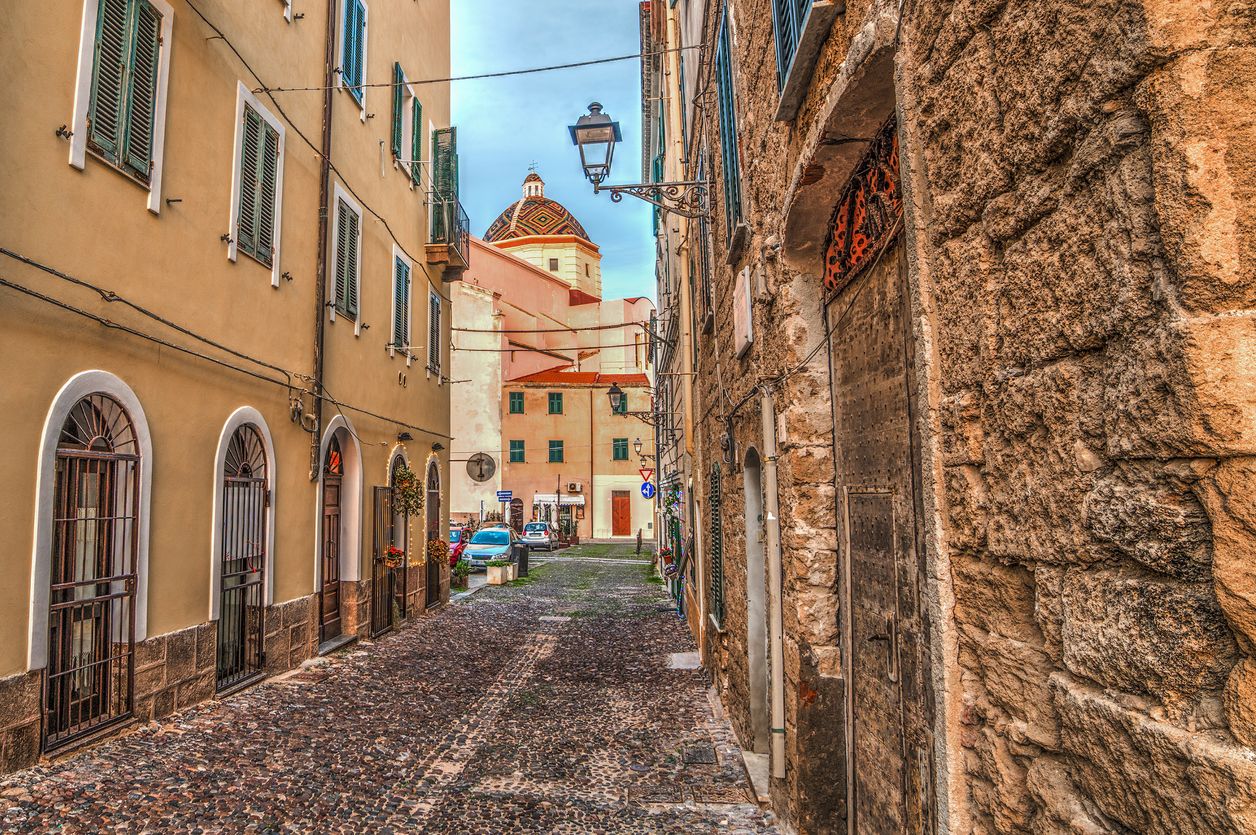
[466,452,497,483]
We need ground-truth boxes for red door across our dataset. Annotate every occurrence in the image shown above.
[611,491,631,537]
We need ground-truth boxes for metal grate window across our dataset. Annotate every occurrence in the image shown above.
[708,463,724,626]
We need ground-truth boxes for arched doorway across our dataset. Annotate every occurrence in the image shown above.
[45,393,141,750]
[743,447,769,755]
[371,456,409,636]
[320,435,345,641]
[425,459,442,606]
[509,497,523,532]
[216,424,268,690]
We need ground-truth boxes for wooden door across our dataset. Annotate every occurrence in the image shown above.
[321,475,343,641]
[611,490,631,536]
[829,239,932,832]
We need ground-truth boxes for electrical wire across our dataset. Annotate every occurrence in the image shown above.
[255,45,702,94]
[452,341,649,352]
[184,0,449,303]
[452,321,648,334]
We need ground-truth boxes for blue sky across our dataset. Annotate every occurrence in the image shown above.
[451,1,654,302]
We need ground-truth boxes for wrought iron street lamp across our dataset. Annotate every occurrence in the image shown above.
[569,102,709,219]
[606,382,659,425]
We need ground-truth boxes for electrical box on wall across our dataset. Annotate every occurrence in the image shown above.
[733,265,753,358]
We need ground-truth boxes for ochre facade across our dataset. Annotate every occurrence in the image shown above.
[0,0,455,772]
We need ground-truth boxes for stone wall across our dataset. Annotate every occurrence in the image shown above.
[688,0,1254,831]
[897,0,1256,830]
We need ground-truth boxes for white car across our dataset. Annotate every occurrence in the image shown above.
[521,521,559,551]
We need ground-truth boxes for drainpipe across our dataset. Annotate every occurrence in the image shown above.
[309,0,338,480]
[761,386,786,780]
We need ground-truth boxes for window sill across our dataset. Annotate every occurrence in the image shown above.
[708,613,726,635]
[773,1,843,122]
[725,222,748,266]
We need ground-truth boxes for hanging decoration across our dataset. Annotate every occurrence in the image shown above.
[392,463,424,517]
[822,114,902,293]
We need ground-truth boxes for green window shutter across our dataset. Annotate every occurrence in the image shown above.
[548,392,562,414]
[716,9,743,237]
[428,291,441,375]
[121,0,161,180]
[236,106,263,259]
[410,99,422,186]
[393,257,409,347]
[549,441,563,463]
[255,121,280,267]
[343,0,364,102]
[509,392,524,414]
[613,438,628,461]
[345,207,359,316]
[390,63,403,158]
[87,0,131,163]
[509,440,525,463]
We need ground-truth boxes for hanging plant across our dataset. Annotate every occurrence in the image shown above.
[392,464,424,516]
[384,545,405,569]
[427,538,449,566]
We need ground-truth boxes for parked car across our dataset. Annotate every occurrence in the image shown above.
[461,527,527,568]
[522,521,559,551]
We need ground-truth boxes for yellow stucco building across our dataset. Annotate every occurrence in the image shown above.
[0,0,461,771]
[451,175,656,541]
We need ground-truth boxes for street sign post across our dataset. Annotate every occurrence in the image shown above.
[640,482,656,500]
[639,467,654,483]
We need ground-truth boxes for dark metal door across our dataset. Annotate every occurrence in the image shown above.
[370,486,398,636]
[425,461,442,606]
[44,394,139,751]
[321,475,343,642]
[217,426,267,691]
[829,239,932,832]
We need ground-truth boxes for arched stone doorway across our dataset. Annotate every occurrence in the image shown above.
[370,454,409,636]
[318,418,362,646]
[425,459,442,606]
[44,392,142,751]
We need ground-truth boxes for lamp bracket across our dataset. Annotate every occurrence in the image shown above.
[594,180,710,219]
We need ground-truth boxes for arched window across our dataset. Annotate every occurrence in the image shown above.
[46,393,140,749]
[217,424,268,691]
[708,463,725,627]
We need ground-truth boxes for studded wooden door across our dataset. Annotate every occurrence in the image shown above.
[828,238,933,833]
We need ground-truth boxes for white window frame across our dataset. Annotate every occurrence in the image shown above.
[69,0,175,215]
[427,289,442,383]
[390,244,413,366]
[330,181,364,336]
[335,0,369,121]
[227,82,287,287]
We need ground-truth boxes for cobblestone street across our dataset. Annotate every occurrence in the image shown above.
[0,548,776,833]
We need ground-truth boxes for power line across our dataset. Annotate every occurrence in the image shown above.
[453,341,648,352]
[254,46,702,95]
[452,321,648,334]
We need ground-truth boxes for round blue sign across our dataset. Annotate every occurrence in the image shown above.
[641,482,657,500]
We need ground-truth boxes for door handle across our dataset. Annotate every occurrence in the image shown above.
[867,612,898,682]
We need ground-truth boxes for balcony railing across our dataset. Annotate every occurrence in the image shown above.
[427,195,470,274]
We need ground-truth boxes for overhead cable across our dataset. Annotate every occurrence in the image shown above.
[254,45,703,94]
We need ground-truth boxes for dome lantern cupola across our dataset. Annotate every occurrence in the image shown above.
[484,172,592,244]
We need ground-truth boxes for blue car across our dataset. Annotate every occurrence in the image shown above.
[461,527,526,569]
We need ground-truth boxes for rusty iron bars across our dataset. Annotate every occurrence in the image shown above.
[44,394,139,751]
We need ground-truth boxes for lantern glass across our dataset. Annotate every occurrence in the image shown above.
[607,383,625,413]
[633,438,643,456]
[569,102,622,186]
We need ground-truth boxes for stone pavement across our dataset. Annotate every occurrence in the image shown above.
[0,547,777,833]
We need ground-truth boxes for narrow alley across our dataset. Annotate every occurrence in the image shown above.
[0,549,775,834]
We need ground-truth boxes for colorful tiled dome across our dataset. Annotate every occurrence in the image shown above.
[484,174,591,244]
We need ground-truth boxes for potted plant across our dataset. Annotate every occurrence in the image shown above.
[486,559,512,585]
[452,559,471,589]
[384,545,405,570]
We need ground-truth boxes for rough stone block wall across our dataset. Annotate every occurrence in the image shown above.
[898,0,1256,830]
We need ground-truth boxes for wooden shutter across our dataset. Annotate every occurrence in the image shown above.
[236,106,263,258]
[255,122,280,266]
[410,100,422,186]
[393,257,410,348]
[334,199,359,317]
[428,291,440,375]
[348,0,366,101]
[88,0,131,162]
[390,63,403,158]
[122,0,161,180]
[431,127,458,239]
[715,11,743,237]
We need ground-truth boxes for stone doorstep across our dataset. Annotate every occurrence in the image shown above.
[317,633,358,657]
[740,750,772,805]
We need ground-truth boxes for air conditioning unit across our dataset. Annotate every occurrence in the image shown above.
[568,482,582,493]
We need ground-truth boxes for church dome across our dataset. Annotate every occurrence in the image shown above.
[484,173,591,244]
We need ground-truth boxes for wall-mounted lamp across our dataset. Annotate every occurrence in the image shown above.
[397,432,413,442]
[432,442,445,452]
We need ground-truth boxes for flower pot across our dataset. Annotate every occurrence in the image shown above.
[487,565,510,585]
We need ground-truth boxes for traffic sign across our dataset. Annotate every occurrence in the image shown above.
[639,468,654,482]
[496,490,512,503]
[640,482,657,500]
